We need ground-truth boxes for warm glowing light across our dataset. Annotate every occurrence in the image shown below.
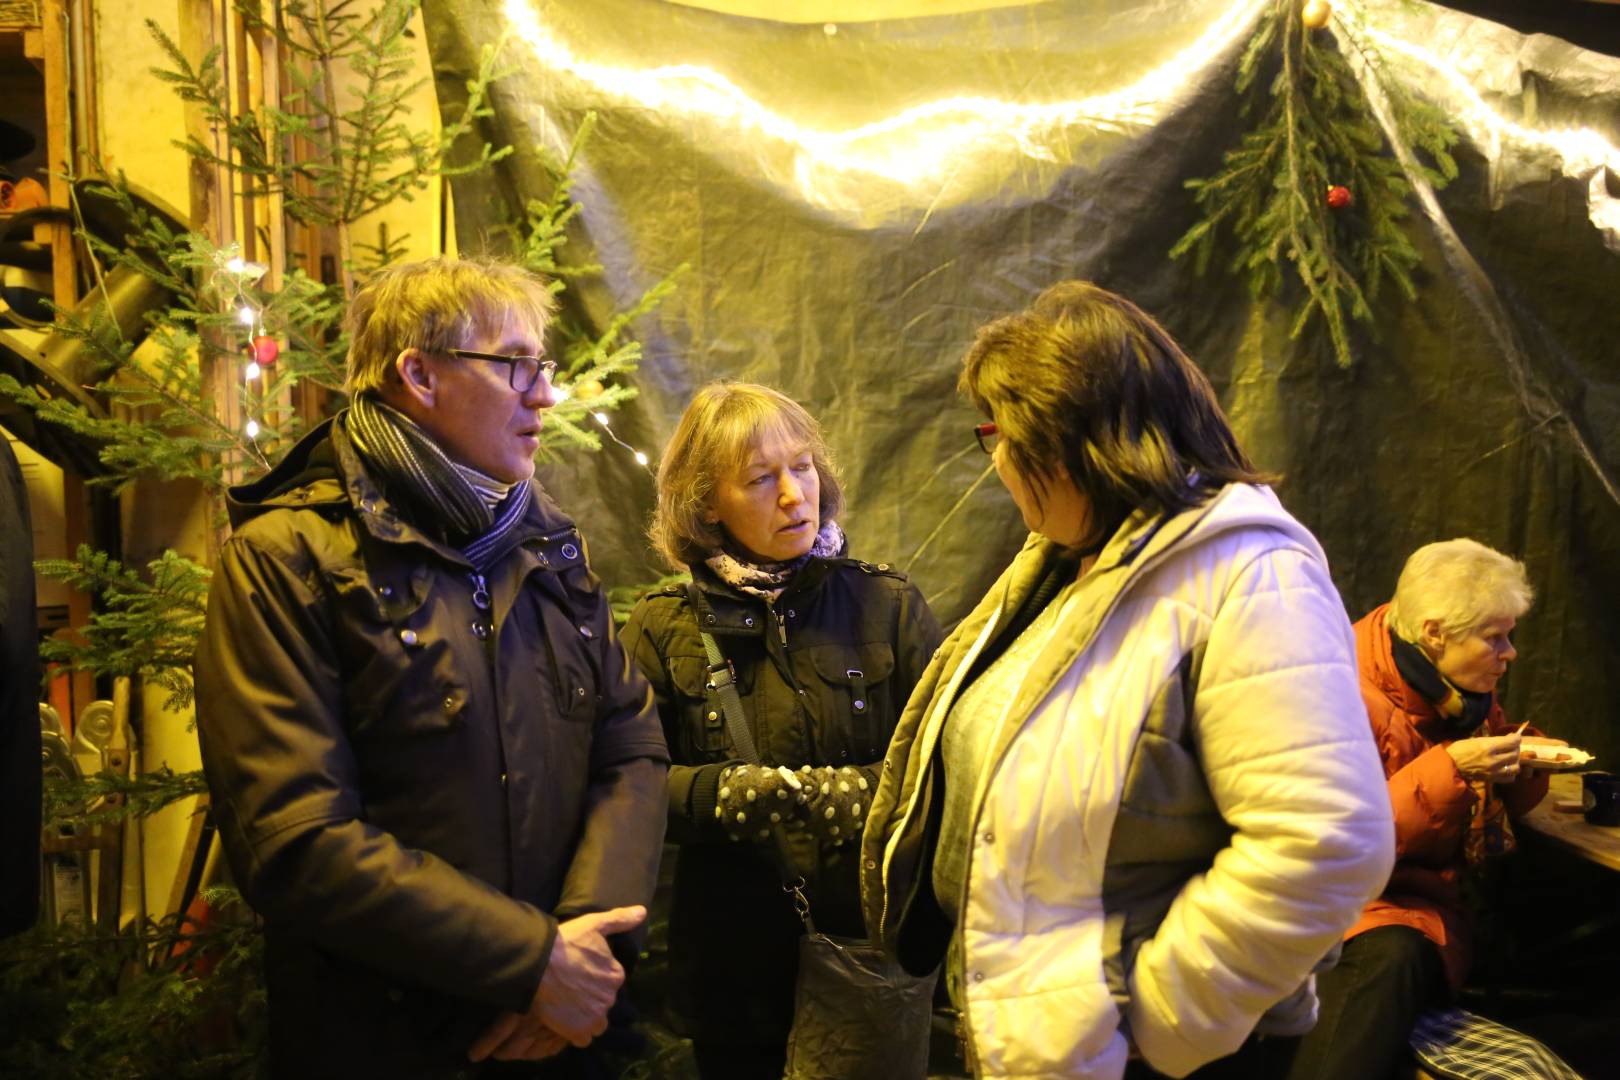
[593,412,610,426]
[237,306,256,326]
[634,450,649,466]
[1356,19,1620,213]
[503,0,1265,187]
[245,419,260,439]
[245,361,262,380]
[226,256,246,274]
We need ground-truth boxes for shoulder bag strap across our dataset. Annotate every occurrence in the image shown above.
[685,582,816,932]
[685,581,761,766]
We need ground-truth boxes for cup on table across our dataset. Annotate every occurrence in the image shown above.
[1581,771,1620,827]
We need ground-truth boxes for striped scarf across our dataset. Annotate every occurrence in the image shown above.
[345,393,532,571]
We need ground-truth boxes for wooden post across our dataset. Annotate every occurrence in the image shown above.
[26,1,76,310]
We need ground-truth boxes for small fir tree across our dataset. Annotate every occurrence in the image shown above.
[0,1,676,1072]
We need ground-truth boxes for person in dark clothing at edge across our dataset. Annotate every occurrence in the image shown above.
[0,431,40,940]
[194,257,669,1079]
[621,382,944,1080]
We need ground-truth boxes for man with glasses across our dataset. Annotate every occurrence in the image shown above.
[195,257,669,1078]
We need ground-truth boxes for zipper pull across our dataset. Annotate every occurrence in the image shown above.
[775,605,788,649]
[469,572,491,612]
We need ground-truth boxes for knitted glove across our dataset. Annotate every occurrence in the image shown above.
[798,765,874,846]
[714,763,805,842]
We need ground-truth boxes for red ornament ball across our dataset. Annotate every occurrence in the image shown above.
[1326,185,1353,210]
[250,335,280,365]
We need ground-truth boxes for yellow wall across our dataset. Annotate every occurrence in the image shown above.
[90,0,442,922]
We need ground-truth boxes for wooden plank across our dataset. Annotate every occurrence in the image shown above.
[40,0,74,309]
[164,794,212,917]
[1520,772,1620,874]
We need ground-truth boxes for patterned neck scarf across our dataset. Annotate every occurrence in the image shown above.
[344,393,532,570]
[702,521,846,601]
[1390,628,1514,864]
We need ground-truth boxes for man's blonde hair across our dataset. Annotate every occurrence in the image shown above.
[1388,538,1535,642]
[649,382,845,570]
[344,257,557,395]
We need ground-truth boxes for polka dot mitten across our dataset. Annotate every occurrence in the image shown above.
[714,763,805,842]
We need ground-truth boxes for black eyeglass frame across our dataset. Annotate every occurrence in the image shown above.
[974,421,999,455]
[447,348,558,393]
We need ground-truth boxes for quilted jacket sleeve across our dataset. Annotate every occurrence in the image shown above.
[1381,722,1474,867]
[1126,543,1397,1077]
[196,536,556,1014]
[620,596,735,844]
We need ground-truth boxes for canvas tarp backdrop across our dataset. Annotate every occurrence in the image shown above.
[422,0,1620,765]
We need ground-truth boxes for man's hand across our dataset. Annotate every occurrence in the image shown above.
[1447,733,1522,783]
[467,905,646,1063]
[468,1014,568,1063]
[536,906,645,1045]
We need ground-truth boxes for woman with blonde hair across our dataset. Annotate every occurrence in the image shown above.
[1280,538,1562,1080]
[622,381,941,1079]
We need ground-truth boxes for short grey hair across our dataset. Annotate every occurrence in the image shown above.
[1388,538,1534,642]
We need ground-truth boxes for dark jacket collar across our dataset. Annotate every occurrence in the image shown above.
[225,414,578,563]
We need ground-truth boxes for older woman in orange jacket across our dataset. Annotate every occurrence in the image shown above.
[1281,538,1563,1080]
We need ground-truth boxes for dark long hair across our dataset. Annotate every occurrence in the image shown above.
[960,281,1271,549]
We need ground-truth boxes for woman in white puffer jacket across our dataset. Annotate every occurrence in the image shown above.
[861,281,1396,1080]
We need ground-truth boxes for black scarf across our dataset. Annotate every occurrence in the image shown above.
[1388,628,1494,739]
[344,393,531,571]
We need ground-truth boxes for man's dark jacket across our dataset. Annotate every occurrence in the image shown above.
[194,418,669,1078]
[0,434,40,938]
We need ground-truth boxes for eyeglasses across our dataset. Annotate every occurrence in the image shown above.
[447,349,558,393]
[974,421,999,455]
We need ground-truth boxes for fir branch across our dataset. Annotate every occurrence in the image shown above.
[1170,0,1460,367]
[35,547,210,709]
[42,767,211,829]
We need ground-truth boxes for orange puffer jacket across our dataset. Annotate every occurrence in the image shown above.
[1345,603,1548,989]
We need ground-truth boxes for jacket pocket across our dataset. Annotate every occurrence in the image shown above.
[325,565,468,739]
[806,641,896,760]
[670,654,734,759]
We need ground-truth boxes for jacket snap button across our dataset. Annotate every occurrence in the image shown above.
[865,859,877,870]
[705,613,717,625]
[744,617,754,627]
[442,696,456,711]
[972,971,985,983]
[472,622,489,640]
[707,711,719,722]
[575,686,587,698]
[578,624,594,638]
[853,699,866,711]
[378,584,394,599]
[500,772,508,786]
[983,831,995,844]
[877,563,890,571]
[787,609,796,618]
[399,629,419,647]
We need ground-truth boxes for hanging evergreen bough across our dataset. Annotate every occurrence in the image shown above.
[1170,0,1459,367]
